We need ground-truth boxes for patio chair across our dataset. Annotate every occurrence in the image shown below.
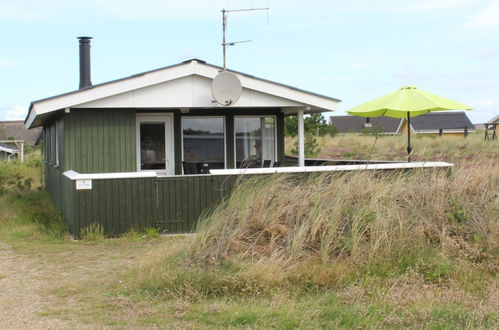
[182,161,198,174]
[261,159,272,168]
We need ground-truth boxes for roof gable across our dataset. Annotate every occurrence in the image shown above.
[26,59,341,128]
[74,75,304,109]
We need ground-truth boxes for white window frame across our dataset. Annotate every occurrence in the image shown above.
[136,113,174,174]
[181,116,227,172]
[233,115,278,168]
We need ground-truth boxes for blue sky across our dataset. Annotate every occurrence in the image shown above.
[0,0,498,123]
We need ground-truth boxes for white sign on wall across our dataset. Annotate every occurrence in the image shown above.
[76,179,92,190]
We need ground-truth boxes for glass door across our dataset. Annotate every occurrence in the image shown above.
[136,114,173,174]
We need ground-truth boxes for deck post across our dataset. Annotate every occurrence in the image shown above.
[298,109,305,167]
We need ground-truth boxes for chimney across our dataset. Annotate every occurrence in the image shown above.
[77,36,92,89]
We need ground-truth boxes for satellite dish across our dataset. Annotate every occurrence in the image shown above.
[211,71,242,106]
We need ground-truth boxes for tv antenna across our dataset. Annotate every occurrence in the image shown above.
[221,5,269,70]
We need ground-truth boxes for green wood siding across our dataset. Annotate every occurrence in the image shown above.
[44,117,76,234]
[72,175,236,237]
[63,109,136,173]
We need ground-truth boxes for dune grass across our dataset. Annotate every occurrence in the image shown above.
[122,153,498,327]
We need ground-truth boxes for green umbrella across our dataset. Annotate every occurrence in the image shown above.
[346,86,472,161]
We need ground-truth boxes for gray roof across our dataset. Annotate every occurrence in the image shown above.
[0,142,19,153]
[488,114,499,124]
[410,112,475,132]
[0,121,42,145]
[329,116,402,134]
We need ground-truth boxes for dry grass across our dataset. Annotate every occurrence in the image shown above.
[186,160,497,284]
[286,131,498,164]
[122,153,498,327]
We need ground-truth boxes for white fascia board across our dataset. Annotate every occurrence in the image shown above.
[210,162,454,176]
[63,170,157,180]
[194,64,340,111]
[32,62,196,116]
[25,106,37,129]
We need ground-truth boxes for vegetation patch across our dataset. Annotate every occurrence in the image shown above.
[127,159,497,308]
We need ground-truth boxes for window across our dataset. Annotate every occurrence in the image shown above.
[136,114,173,174]
[235,117,276,168]
[140,123,166,170]
[182,117,225,170]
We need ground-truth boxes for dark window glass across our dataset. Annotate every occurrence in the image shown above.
[235,117,275,168]
[182,118,225,170]
[140,123,165,170]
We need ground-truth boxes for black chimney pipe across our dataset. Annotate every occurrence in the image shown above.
[78,36,92,89]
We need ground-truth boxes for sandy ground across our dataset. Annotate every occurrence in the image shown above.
[0,243,85,329]
[0,241,149,329]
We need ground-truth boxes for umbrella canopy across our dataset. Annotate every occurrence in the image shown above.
[347,86,472,118]
[346,86,472,161]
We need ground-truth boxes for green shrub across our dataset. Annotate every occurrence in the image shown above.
[290,133,321,158]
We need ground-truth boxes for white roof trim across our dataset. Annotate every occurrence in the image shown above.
[0,145,18,154]
[27,60,341,128]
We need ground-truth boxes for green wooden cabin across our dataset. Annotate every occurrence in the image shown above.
[26,40,454,237]
[25,39,345,237]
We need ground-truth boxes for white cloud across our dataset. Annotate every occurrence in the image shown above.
[464,1,499,27]
[0,106,27,121]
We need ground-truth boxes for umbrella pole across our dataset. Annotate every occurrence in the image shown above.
[407,112,412,162]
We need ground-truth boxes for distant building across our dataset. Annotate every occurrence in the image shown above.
[330,112,475,137]
[488,114,499,124]
[0,120,42,145]
[0,142,19,161]
[329,116,402,135]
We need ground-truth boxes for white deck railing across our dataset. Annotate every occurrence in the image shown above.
[63,161,453,181]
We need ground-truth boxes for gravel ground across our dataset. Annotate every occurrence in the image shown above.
[0,240,152,329]
[0,243,90,329]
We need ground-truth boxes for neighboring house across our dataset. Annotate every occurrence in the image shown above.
[483,114,498,140]
[401,112,475,136]
[488,114,499,124]
[26,38,341,237]
[0,120,42,145]
[0,142,19,161]
[331,112,474,137]
[329,116,402,135]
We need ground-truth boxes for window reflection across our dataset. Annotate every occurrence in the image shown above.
[235,117,275,168]
[182,117,225,171]
[140,123,166,170]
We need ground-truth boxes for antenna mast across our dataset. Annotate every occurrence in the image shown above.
[221,6,269,70]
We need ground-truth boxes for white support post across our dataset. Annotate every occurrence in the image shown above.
[20,141,24,162]
[297,109,305,167]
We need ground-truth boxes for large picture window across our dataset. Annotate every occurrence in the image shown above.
[235,117,276,168]
[182,117,225,172]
